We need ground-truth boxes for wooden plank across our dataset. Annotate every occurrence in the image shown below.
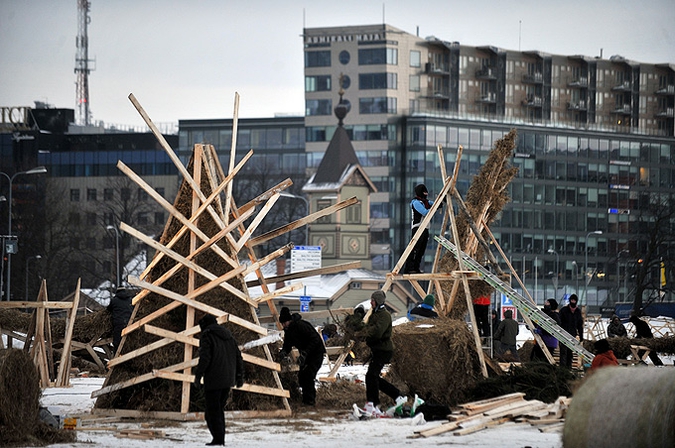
[56,279,80,387]
[246,261,361,287]
[233,192,280,252]
[250,284,303,303]
[249,197,358,247]
[236,382,290,398]
[143,324,199,347]
[0,301,76,309]
[93,358,199,398]
[241,353,281,371]
[458,392,526,411]
[91,408,204,421]
[453,417,511,436]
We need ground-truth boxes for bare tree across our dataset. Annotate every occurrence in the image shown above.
[631,193,675,313]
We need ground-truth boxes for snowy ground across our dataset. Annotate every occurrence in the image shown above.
[40,373,564,448]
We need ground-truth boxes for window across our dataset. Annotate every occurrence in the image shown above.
[305,51,331,67]
[154,212,165,225]
[409,75,420,92]
[104,212,114,226]
[305,75,331,92]
[138,188,149,202]
[358,48,398,65]
[410,50,421,68]
[70,189,80,202]
[138,212,148,225]
[86,212,97,226]
[87,188,97,201]
[306,99,332,116]
[359,97,396,114]
[121,188,131,201]
[359,73,397,89]
[104,188,114,201]
[316,199,332,223]
[346,203,362,224]
[339,50,350,65]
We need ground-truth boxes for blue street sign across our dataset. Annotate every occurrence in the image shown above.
[300,295,312,312]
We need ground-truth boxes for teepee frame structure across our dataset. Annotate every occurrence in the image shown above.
[91,93,360,419]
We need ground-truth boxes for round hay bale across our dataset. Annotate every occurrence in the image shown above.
[389,318,482,406]
[0,348,41,441]
[564,367,675,448]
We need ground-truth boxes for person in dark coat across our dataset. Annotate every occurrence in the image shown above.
[362,290,402,416]
[607,314,628,338]
[194,314,244,446]
[472,294,491,337]
[344,305,366,334]
[107,287,134,354]
[407,294,439,320]
[531,299,561,361]
[558,294,584,368]
[494,309,520,360]
[279,307,326,406]
[629,314,663,366]
[405,184,434,274]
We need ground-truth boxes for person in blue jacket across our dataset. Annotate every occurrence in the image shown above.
[407,294,439,320]
[405,184,434,274]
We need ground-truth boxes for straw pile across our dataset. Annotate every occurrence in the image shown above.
[437,129,518,319]
[387,318,483,406]
[0,348,75,446]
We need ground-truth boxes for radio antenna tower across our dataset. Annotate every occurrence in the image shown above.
[75,0,94,125]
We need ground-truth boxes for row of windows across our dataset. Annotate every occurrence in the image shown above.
[68,211,165,227]
[181,127,305,152]
[45,163,175,177]
[69,187,165,202]
[238,153,306,174]
[305,48,399,68]
[306,97,398,116]
[408,124,675,163]
[306,124,396,142]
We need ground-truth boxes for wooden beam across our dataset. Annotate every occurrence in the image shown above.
[249,197,358,247]
[56,279,81,387]
[143,324,199,347]
[247,261,362,287]
[0,301,77,309]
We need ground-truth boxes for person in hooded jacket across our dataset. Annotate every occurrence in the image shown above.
[407,294,439,320]
[279,307,326,406]
[405,184,434,274]
[531,299,561,361]
[194,314,244,446]
[607,314,628,338]
[107,287,134,354]
[589,338,618,373]
[559,294,584,368]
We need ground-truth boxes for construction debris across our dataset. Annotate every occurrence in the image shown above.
[412,393,571,438]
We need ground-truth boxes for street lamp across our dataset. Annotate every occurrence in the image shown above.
[572,261,580,295]
[25,255,41,301]
[279,192,309,246]
[547,248,559,299]
[584,230,603,305]
[106,225,121,288]
[1,166,48,301]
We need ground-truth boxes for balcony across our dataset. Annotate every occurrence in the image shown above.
[612,81,632,92]
[425,88,450,99]
[475,67,497,80]
[655,85,675,95]
[568,77,588,88]
[476,92,496,103]
[522,95,543,108]
[425,63,450,74]
[567,100,587,111]
[612,104,632,115]
[522,73,543,84]
[655,107,675,118]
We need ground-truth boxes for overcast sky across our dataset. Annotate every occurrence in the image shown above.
[1,0,674,128]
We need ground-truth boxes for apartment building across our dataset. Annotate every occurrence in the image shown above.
[302,24,675,311]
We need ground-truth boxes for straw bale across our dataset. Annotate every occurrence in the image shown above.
[387,318,483,406]
[0,348,75,446]
[583,336,675,360]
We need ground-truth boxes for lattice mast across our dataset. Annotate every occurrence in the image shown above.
[75,0,93,125]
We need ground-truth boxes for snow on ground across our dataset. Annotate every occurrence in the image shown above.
[40,374,564,448]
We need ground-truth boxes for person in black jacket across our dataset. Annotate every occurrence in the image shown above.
[107,287,133,354]
[194,314,244,446]
[279,307,326,406]
[558,294,584,368]
[629,314,663,366]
